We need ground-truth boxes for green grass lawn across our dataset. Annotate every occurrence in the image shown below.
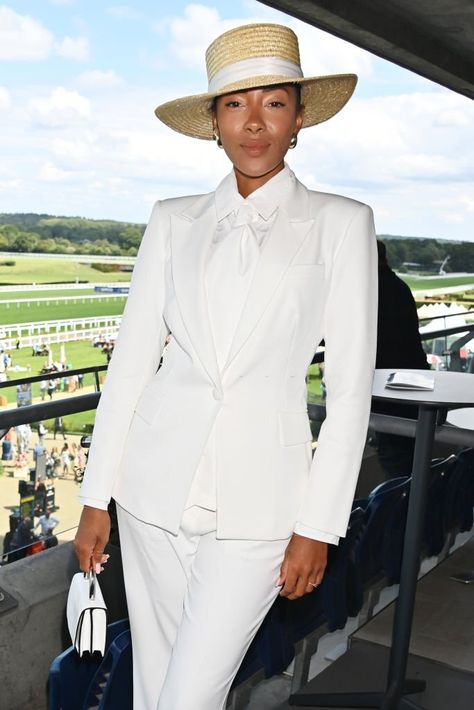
[306,364,323,399]
[402,274,474,291]
[1,341,107,401]
[0,296,126,326]
[1,341,107,433]
[42,410,96,436]
[0,256,132,285]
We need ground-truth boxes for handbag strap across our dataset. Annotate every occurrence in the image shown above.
[85,569,97,601]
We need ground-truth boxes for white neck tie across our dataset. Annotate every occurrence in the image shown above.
[233,203,261,276]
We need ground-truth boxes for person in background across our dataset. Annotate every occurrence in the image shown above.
[373,240,430,477]
[60,443,71,477]
[37,420,47,443]
[50,447,61,477]
[53,416,66,440]
[9,517,36,561]
[47,379,55,400]
[35,510,60,538]
[33,439,45,462]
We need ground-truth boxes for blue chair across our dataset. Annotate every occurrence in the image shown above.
[82,629,133,710]
[287,506,366,693]
[349,476,410,622]
[314,506,366,632]
[255,595,295,678]
[422,455,456,558]
[48,619,129,710]
[443,448,474,544]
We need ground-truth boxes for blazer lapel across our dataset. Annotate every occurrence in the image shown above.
[223,179,314,371]
[171,199,221,389]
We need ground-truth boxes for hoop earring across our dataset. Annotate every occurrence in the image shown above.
[213,131,223,148]
[289,134,298,149]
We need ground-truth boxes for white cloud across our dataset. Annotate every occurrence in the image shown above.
[0,6,53,60]
[0,178,21,190]
[0,86,11,109]
[291,90,474,190]
[459,195,474,212]
[29,87,91,127]
[435,109,470,128]
[55,36,90,61]
[78,69,123,88]
[157,5,236,68]
[117,126,227,182]
[392,153,460,179]
[52,136,94,163]
[40,162,72,182]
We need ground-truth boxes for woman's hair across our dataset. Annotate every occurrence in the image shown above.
[209,83,303,115]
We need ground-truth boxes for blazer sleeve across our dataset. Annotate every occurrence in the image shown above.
[296,203,378,539]
[79,201,170,508]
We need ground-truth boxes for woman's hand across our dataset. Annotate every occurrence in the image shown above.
[277,533,328,600]
[74,506,111,573]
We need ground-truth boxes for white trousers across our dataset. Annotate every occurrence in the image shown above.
[116,503,290,710]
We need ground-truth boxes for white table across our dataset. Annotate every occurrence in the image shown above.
[290,369,474,710]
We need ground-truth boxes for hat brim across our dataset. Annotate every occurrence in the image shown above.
[155,74,357,140]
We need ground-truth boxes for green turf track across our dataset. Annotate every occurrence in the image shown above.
[402,275,474,291]
[0,256,132,285]
[0,297,126,326]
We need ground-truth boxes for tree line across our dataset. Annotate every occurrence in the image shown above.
[0,213,143,256]
[0,214,473,271]
[380,235,474,273]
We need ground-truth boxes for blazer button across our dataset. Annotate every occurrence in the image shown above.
[212,388,223,401]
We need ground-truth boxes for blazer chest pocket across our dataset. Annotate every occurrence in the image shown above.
[279,410,312,446]
[134,385,164,426]
[286,263,325,279]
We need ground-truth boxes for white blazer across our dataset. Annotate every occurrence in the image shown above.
[80,174,378,540]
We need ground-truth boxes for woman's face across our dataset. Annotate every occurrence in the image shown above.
[213,85,304,197]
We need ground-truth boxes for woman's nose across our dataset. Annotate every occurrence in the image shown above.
[244,105,264,132]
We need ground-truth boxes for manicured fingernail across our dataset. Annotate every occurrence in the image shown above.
[95,563,101,574]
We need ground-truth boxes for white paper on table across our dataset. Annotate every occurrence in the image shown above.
[385,371,435,391]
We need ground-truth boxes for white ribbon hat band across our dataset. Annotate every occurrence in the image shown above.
[208,56,303,94]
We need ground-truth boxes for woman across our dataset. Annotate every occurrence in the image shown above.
[75,23,377,709]
[60,443,71,477]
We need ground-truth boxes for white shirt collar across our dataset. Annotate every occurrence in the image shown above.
[215,163,294,222]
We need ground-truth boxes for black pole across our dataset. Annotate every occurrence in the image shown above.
[382,405,437,708]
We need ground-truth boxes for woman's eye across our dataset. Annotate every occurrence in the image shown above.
[268,100,285,107]
[224,100,241,108]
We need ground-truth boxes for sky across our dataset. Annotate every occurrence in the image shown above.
[0,1,473,242]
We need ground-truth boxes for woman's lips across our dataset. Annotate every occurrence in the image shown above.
[241,142,269,156]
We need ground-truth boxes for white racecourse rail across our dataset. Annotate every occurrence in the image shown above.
[0,294,126,305]
[0,282,130,293]
[0,315,122,350]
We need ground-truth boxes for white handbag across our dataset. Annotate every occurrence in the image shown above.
[66,570,107,656]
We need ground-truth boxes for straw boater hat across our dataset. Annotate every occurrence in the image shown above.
[155,23,357,140]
